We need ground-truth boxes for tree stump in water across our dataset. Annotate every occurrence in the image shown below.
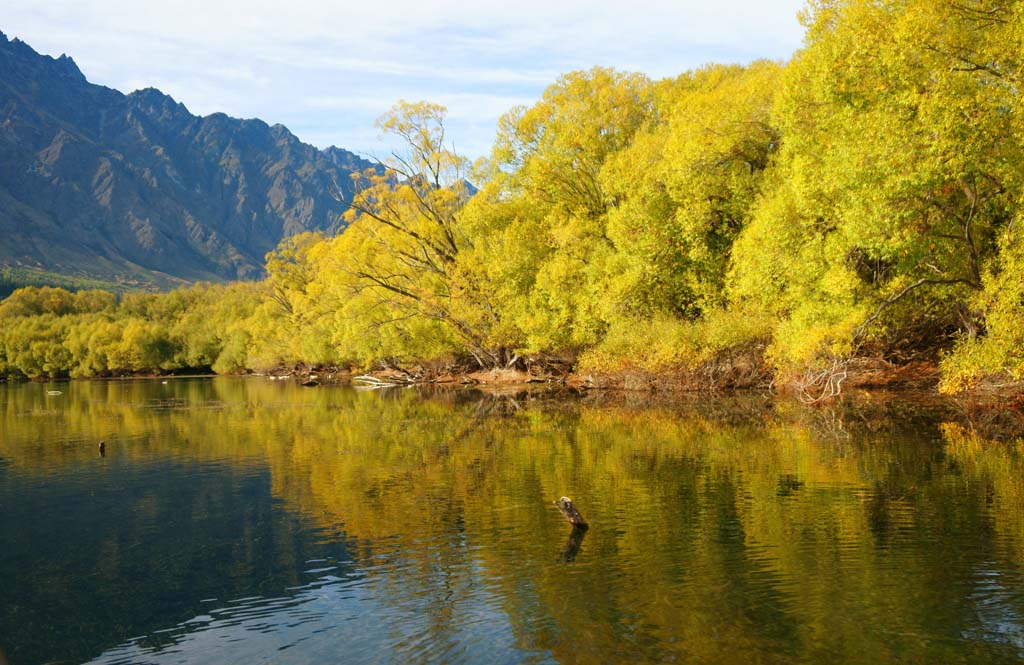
[554,496,589,529]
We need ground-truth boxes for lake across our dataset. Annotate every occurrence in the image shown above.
[1,378,1023,664]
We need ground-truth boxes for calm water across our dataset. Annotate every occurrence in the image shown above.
[1,379,1023,664]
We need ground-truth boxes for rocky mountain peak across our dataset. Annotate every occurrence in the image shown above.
[0,31,374,286]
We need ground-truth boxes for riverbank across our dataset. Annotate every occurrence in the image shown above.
[8,354,1024,415]
[344,354,940,392]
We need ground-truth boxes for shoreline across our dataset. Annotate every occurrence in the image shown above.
[6,359,1024,409]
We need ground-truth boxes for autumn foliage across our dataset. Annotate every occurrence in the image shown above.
[2,0,1023,393]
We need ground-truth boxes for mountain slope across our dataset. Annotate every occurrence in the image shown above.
[0,31,373,286]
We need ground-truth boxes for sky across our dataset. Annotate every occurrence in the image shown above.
[2,1,808,161]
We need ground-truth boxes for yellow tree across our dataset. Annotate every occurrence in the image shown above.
[601,61,782,319]
[467,68,657,353]
[729,0,1024,383]
[314,101,500,366]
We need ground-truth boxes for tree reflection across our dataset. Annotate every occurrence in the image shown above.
[1,380,1023,663]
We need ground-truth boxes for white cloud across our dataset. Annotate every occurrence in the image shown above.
[1,0,807,158]
[304,92,535,119]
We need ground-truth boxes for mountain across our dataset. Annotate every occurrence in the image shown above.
[0,31,374,287]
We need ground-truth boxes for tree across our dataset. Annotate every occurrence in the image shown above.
[468,68,658,353]
[314,101,498,365]
[601,61,782,319]
[729,0,1024,380]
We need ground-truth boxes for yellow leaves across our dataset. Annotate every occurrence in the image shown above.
[6,0,1022,385]
[940,210,1024,392]
[493,67,655,217]
[269,100,493,366]
[733,0,1024,381]
[585,310,762,374]
[590,61,784,322]
[374,100,445,142]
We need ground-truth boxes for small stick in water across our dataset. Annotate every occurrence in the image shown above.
[98,441,106,457]
[554,496,589,529]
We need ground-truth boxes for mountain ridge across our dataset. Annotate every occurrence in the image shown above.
[0,30,373,287]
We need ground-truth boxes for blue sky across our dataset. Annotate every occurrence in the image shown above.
[3,0,807,160]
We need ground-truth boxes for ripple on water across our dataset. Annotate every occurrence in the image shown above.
[4,381,1024,664]
[87,565,545,665]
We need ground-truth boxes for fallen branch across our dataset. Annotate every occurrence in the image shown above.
[352,374,404,388]
[798,357,849,404]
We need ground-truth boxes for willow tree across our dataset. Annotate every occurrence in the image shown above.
[311,101,504,366]
[463,68,657,354]
[600,61,782,320]
[729,0,1024,383]
[936,1,1024,391]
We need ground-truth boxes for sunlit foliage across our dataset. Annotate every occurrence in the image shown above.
[0,283,263,378]
[732,0,1024,384]
[3,0,1024,389]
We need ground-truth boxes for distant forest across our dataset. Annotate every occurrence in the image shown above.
[0,268,128,300]
[2,0,1022,396]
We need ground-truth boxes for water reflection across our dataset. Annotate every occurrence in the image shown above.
[0,379,1022,664]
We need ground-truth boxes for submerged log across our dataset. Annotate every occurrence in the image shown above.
[560,525,587,562]
[554,496,589,529]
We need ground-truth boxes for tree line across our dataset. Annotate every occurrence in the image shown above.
[2,0,1022,393]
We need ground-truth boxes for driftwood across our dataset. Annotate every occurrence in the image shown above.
[554,496,589,529]
[353,372,420,388]
[352,375,401,388]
